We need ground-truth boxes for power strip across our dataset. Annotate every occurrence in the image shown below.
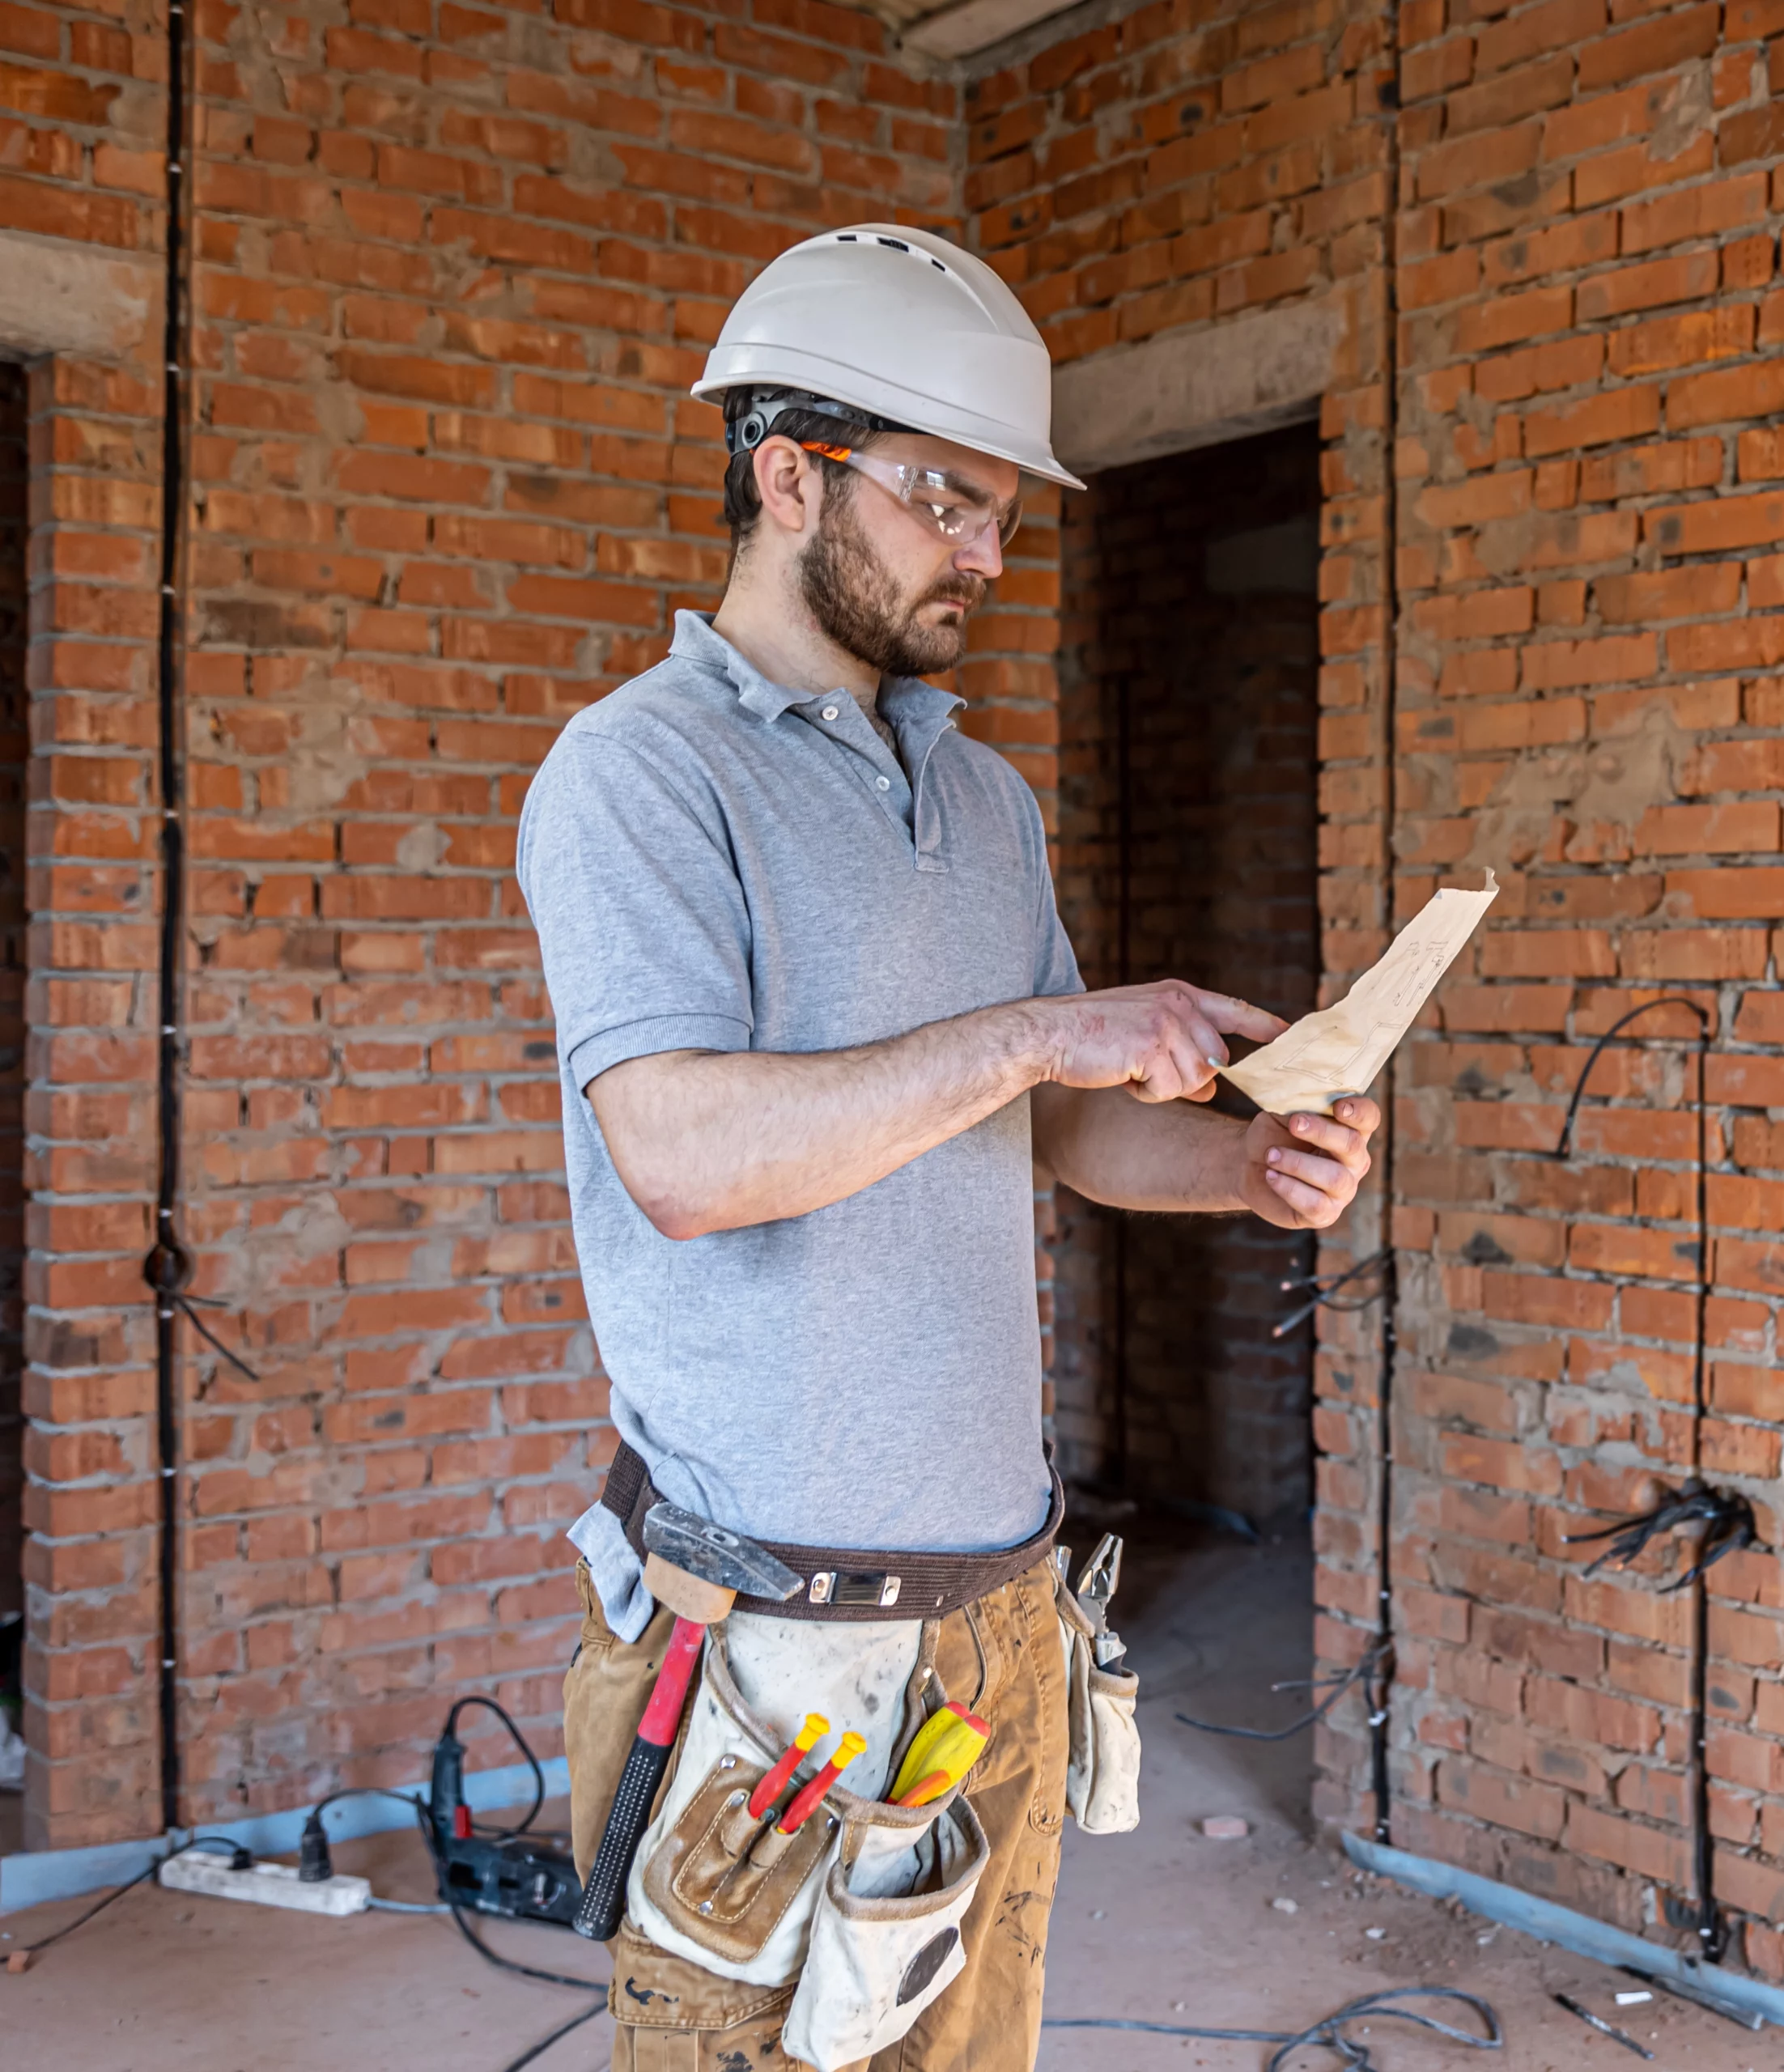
[159,1852,372,1917]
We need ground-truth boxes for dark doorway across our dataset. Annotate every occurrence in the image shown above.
[1052,420,1323,1531]
[0,361,25,1850]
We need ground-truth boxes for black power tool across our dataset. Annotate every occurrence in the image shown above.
[426,1696,581,1928]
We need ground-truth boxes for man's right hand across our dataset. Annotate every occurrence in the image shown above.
[1029,982,1288,1103]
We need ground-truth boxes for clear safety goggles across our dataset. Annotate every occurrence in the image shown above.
[801,441,1022,550]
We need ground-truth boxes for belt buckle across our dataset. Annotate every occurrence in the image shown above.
[808,1570,902,1609]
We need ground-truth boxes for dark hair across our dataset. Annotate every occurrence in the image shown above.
[720,389,881,555]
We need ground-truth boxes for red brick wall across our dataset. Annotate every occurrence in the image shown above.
[164,0,979,1842]
[1051,423,1323,1526]
[1375,0,1784,1956]
[8,0,994,1848]
[969,0,1784,1975]
[0,363,25,1640]
[2,0,171,1842]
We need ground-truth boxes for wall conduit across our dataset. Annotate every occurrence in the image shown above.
[143,0,193,1839]
[1367,0,1405,1850]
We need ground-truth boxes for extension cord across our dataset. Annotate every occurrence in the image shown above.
[159,1851,371,1917]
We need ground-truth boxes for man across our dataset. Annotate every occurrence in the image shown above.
[517,224,1378,2071]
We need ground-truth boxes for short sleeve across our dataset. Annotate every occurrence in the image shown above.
[1033,834,1083,1000]
[517,725,753,1090]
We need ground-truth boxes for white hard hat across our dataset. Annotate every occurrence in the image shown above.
[693,224,1085,491]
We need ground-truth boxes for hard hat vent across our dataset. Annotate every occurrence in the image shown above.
[833,230,949,274]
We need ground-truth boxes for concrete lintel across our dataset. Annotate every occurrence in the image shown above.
[902,0,1081,58]
[0,229,158,363]
[1051,296,1345,478]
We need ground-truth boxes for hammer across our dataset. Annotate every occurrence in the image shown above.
[572,1500,802,1941]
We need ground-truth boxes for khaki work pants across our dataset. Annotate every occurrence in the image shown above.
[564,1556,1069,2072]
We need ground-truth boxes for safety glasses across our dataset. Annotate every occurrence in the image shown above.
[800,442,1022,551]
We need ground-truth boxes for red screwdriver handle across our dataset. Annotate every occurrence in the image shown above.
[573,1616,705,1942]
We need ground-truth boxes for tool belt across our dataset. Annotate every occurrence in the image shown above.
[600,1439,1064,1623]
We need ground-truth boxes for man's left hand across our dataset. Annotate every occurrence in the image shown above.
[1240,1097,1379,1229]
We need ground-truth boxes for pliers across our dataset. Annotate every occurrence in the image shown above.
[1074,1534,1126,1668]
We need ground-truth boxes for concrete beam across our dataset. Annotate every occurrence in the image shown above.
[1051,295,1346,477]
[0,230,158,361]
[901,0,1083,58]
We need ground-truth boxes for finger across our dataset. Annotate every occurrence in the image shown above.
[1264,1167,1334,1223]
[1163,1024,1221,1097]
[1284,1113,1368,1169]
[1332,1095,1382,1138]
[1129,1051,1190,1103]
[1191,991,1289,1042]
[1265,1145,1360,1199]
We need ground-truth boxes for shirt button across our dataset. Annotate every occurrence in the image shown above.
[822,705,839,722]
[877,776,890,790]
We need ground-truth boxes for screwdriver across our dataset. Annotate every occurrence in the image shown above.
[776,1730,866,1834]
[747,1713,830,1821]
[889,1702,988,1805]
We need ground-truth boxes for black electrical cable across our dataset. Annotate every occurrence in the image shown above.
[443,1694,546,1836]
[498,1999,606,2072]
[312,1782,430,1819]
[1370,0,1406,1858]
[1272,1249,1390,1339]
[143,0,193,1843]
[447,1899,610,1994]
[1043,1983,1501,2072]
[14,1836,240,1959]
[1551,995,1735,1965]
[1175,1637,1390,1743]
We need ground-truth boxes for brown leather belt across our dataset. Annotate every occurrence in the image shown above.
[600,1439,1064,1622]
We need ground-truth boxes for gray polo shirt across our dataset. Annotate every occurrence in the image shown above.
[516,611,1081,1639]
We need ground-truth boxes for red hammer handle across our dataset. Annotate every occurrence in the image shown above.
[573,1616,704,1941]
[639,1617,704,1743]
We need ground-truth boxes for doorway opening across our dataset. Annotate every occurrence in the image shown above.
[0,361,25,1852]
[1051,420,1324,1827]
[1053,418,1324,1524]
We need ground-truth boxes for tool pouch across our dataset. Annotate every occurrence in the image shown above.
[1056,1568,1141,1834]
[627,1615,928,1987]
[781,1785,990,2072]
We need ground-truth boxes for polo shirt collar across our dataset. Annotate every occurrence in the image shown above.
[671,609,966,732]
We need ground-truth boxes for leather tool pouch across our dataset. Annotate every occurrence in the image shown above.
[1055,1565,1141,1834]
[639,1748,839,1971]
[627,1617,937,1988]
[627,1616,990,2066]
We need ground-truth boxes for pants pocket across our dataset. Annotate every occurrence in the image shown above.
[1056,1572,1141,1834]
[781,1791,991,2072]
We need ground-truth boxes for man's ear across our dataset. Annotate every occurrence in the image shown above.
[754,437,822,541]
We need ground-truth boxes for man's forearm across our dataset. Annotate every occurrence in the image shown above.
[1031,1082,1249,1212]
[590,1003,1051,1239]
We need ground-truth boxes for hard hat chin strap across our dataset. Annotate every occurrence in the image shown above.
[724,387,914,458]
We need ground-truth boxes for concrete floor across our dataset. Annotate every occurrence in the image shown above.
[2,1526,1774,2070]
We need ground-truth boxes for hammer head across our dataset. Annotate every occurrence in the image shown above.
[642,1502,802,1604]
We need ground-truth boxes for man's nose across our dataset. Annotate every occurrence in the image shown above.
[956,529,1002,581]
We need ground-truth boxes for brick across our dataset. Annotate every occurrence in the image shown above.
[1575,252,1718,321]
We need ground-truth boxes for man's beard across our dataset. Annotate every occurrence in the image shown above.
[798,485,985,677]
